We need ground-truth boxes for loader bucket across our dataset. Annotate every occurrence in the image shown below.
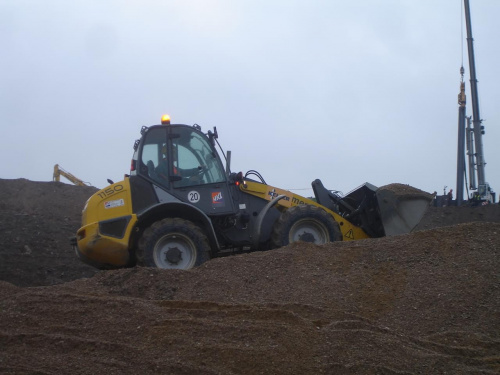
[312,179,433,238]
[337,182,433,238]
[375,184,434,236]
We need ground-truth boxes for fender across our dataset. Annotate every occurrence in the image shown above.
[252,194,287,249]
[136,201,220,251]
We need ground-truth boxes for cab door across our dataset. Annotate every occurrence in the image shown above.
[137,124,235,215]
[167,125,235,215]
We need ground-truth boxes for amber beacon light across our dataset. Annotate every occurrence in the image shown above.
[161,114,171,125]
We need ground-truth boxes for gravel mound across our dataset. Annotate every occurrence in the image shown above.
[0,179,99,287]
[378,182,435,199]
[1,179,499,374]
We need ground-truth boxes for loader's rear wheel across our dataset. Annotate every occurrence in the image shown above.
[272,205,341,247]
[137,218,210,270]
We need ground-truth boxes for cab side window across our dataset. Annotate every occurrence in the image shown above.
[139,127,169,187]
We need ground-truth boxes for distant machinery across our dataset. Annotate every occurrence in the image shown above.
[53,164,90,186]
[455,0,495,205]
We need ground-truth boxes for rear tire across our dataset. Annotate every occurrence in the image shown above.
[137,218,210,269]
[272,205,341,247]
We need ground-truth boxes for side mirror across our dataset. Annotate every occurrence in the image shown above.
[208,127,218,146]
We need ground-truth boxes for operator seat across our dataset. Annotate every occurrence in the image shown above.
[147,160,157,180]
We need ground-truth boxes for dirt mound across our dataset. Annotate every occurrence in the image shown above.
[1,179,500,374]
[0,179,99,287]
[2,223,499,374]
[378,182,435,199]
[415,204,500,231]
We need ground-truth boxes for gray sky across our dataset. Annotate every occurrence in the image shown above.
[1,0,499,200]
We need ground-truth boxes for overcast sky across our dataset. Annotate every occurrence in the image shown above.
[1,0,498,200]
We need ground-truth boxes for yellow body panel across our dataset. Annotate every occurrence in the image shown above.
[76,178,137,267]
[240,180,370,241]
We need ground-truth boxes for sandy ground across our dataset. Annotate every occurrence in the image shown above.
[1,178,499,374]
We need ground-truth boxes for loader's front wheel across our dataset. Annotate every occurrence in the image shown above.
[138,218,210,270]
[272,205,341,247]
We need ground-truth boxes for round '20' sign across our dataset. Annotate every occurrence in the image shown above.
[188,191,200,203]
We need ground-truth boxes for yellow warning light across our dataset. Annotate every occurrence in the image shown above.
[161,114,171,125]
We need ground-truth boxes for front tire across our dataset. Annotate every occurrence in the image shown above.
[138,218,210,269]
[272,205,341,247]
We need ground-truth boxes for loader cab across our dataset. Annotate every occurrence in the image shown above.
[137,125,226,186]
[133,123,235,214]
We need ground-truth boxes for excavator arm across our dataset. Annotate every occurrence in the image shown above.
[53,164,90,186]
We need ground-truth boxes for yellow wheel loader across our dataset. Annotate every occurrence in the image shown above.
[72,116,433,270]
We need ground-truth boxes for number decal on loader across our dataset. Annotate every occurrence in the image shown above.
[97,184,124,199]
[188,191,200,203]
[345,229,354,240]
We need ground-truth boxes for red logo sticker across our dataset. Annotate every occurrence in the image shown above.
[212,191,224,205]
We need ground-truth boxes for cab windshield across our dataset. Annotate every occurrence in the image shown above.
[139,125,226,188]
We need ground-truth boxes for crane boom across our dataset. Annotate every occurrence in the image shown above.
[460,0,495,204]
[464,0,486,187]
[455,71,466,206]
